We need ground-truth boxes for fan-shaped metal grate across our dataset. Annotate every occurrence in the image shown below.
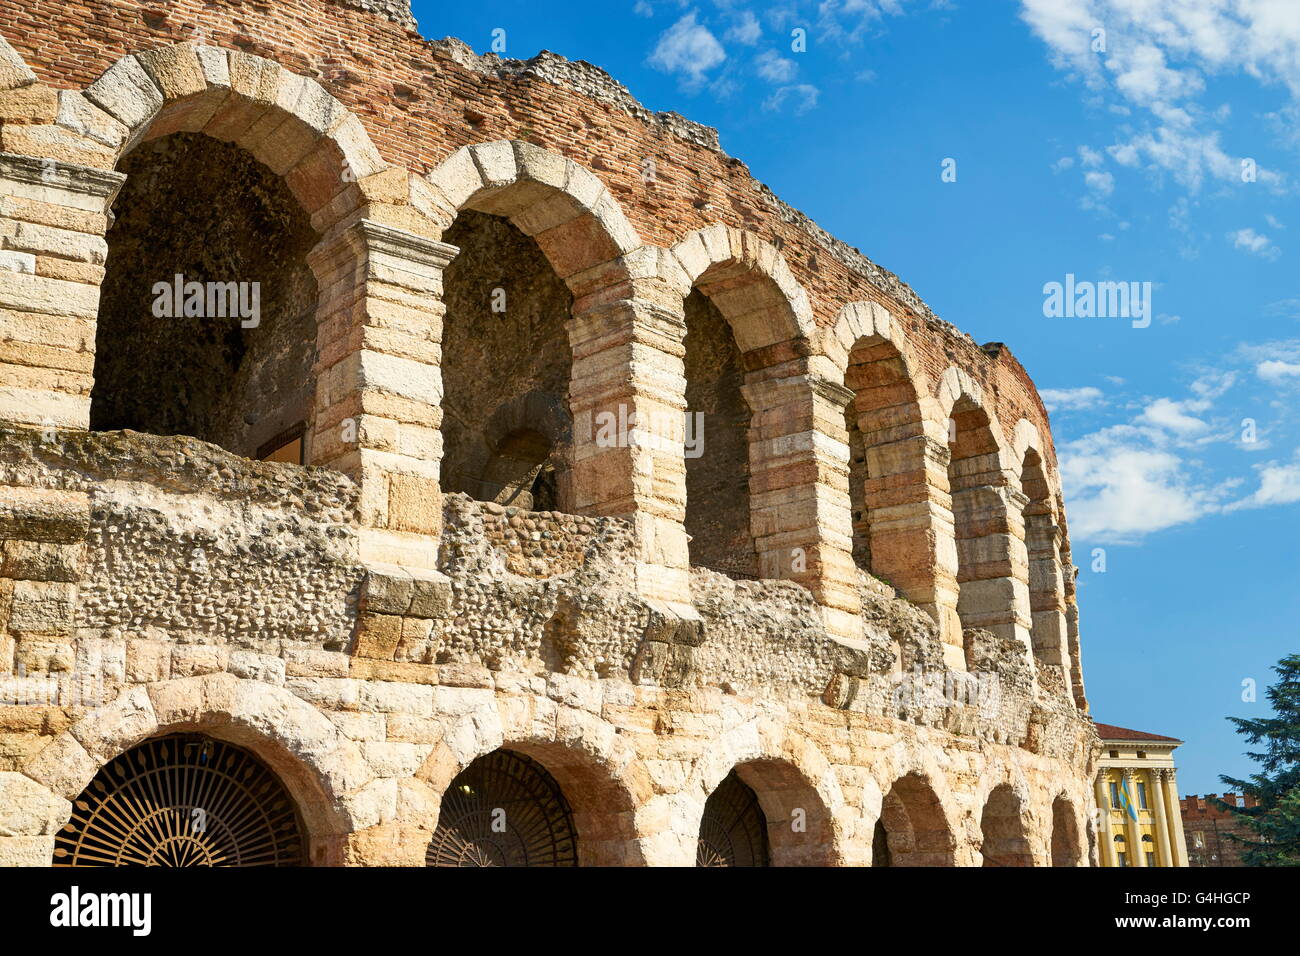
[697,769,769,866]
[427,749,578,867]
[53,734,305,867]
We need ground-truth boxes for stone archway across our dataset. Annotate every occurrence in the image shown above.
[53,732,307,867]
[979,783,1034,867]
[415,692,660,866]
[668,225,855,635]
[685,730,844,867]
[426,748,578,867]
[819,301,939,637]
[19,675,367,866]
[875,771,957,866]
[697,768,769,866]
[938,368,1031,662]
[1051,795,1083,866]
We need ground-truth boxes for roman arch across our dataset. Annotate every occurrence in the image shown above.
[0,5,1096,872]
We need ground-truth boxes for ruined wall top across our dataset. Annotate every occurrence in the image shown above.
[336,0,415,30]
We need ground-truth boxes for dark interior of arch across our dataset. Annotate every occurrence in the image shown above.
[843,335,917,577]
[980,785,1033,867]
[1050,797,1079,866]
[439,210,572,512]
[91,132,318,460]
[683,289,756,578]
[879,773,955,866]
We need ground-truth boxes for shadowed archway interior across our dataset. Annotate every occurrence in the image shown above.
[91,132,318,460]
[427,749,578,867]
[53,733,305,867]
[697,769,769,866]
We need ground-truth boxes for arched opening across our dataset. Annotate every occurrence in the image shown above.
[683,288,756,577]
[438,210,573,511]
[876,772,956,866]
[871,818,892,866]
[91,132,318,461]
[979,784,1034,867]
[1021,448,1070,689]
[697,769,769,866]
[1051,796,1081,866]
[843,333,923,580]
[427,749,578,867]
[947,397,1007,639]
[54,733,306,867]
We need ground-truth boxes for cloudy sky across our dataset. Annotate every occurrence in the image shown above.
[412,0,1300,795]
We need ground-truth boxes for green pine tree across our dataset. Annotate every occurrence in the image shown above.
[1218,653,1300,865]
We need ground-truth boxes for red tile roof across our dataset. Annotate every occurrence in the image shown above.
[1093,721,1183,743]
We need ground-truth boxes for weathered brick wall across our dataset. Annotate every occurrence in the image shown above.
[0,0,1057,469]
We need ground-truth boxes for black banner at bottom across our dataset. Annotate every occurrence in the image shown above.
[0,864,1279,941]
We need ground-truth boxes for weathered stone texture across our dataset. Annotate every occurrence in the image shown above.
[0,0,1097,867]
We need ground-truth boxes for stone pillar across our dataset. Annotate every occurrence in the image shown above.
[1094,773,1117,867]
[862,433,964,668]
[952,482,1034,660]
[1026,515,1072,695]
[741,369,862,640]
[1062,543,1088,710]
[1123,769,1146,866]
[566,271,693,615]
[1162,769,1189,867]
[0,153,124,430]
[306,218,458,570]
[1151,769,1173,867]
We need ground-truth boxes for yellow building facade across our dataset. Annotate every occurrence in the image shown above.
[1093,723,1189,867]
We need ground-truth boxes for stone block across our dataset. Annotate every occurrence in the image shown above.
[84,54,163,133]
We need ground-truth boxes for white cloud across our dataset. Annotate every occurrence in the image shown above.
[1055,369,1243,541]
[1059,426,1224,542]
[763,83,820,113]
[648,13,726,88]
[1265,298,1300,318]
[755,49,798,83]
[1228,227,1281,260]
[1084,169,1115,196]
[1226,454,1300,511]
[1258,360,1300,383]
[1138,396,1209,435]
[1040,385,1104,411]
[726,10,762,45]
[1019,0,1291,195]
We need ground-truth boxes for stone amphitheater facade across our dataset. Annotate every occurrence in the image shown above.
[0,0,1099,866]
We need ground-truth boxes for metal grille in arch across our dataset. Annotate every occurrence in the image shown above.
[427,749,578,867]
[697,769,769,866]
[53,734,305,867]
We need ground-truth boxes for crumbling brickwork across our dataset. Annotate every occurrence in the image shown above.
[0,0,1097,866]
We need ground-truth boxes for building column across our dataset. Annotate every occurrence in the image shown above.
[1026,515,1073,697]
[1151,769,1173,867]
[566,270,694,616]
[0,153,124,430]
[1124,769,1147,866]
[306,218,458,569]
[741,369,862,640]
[1094,772,1117,867]
[862,433,964,668]
[1161,768,1189,867]
[952,482,1034,663]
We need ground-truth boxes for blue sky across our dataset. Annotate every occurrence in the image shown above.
[409,0,1300,796]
